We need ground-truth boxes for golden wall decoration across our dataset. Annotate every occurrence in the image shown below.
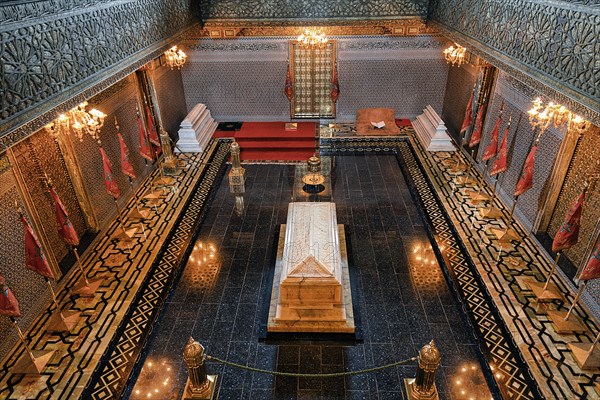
[183,19,434,39]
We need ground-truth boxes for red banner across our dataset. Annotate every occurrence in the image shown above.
[146,104,160,147]
[514,145,538,197]
[460,90,474,133]
[552,190,585,253]
[118,133,136,179]
[482,116,501,161]
[100,147,120,199]
[138,113,154,162]
[468,105,485,147]
[50,186,79,246]
[489,126,509,176]
[19,214,54,280]
[331,64,340,103]
[579,242,600,282]
[284,64,294,102]
[0,274,21,318]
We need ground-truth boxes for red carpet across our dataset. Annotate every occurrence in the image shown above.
[214,122,316,161]
[395,118,412,127]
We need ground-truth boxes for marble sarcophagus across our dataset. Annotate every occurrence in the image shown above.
[270,202,354,333]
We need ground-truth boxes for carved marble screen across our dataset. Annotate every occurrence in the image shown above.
[291,41,336,119]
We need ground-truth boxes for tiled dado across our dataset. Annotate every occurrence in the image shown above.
[0,139,230,400]
[410,136,600,399]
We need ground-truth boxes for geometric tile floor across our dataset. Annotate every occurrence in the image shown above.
[128,148,498,399]
[0,139,229,400]
[2,131,598,399]
[408,135,600,399]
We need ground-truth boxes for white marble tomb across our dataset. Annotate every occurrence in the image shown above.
[176,103,218,153]
[269,202,354,333]
[412,105,455,152]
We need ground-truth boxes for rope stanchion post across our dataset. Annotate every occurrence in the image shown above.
[182,337,217,400]
[404,340,441,400]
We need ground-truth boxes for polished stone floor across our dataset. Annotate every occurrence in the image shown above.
[127,155,496,399]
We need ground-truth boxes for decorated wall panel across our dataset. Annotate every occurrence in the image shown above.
[477,72,562,231]
[76,76,153,229]
[440,63,477,143]
[196,0,430,20]
[153,65,188,141]
[10,131,88,264]
[0,0,195,148]
[547,126,600,270]
[0,157,52,366]
[429,0,599,122]
[181,36,448,122]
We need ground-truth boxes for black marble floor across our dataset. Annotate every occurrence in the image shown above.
[127,154,497,399]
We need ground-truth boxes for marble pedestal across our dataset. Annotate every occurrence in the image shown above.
[268,202,354,333]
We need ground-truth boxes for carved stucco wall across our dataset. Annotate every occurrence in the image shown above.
[429,0,600,124]
[153,65,188,141]
[0,156,54,365]
[197,0,430,19]
[440,62,477,144]
[478,71,562,232]
[76,75,156,229]
[0,0,196,151]
[181,36,448,121]
[547,126,600,271]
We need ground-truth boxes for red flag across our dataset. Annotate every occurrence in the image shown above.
[0,275,20,318]
[468,105,485,147]
[50,186,79,246]
[138,113,154,162]
[19,213,54,280]
[489,126,509,176]
[284,65,294,102]
[514,145,538,197]
[99,147,120,199]
[579,242,600,282]
[482,116,501,161]
[146,105,160,147]
[331,64,340,103]
[460,90,474,133]
[118,133,136,179]
[552,190,585,253]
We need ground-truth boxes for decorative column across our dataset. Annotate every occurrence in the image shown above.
[228,141,246,216]
[404,340,441,400]
[160,128,180,176]
[182,337,217,400]
[228,141,245,195]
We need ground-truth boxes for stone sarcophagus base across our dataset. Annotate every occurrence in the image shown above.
[268,202,354,333]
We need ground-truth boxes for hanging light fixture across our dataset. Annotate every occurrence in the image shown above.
[528,97,589,135]
[443,43,467,67]
[164,46,187,70]
[45,102,106,141]
[297,29,328,48]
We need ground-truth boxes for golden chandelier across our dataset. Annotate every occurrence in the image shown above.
[528,97,588,134]
[164,46,187,70]
[45,102,106,141]
[443,43,467,67]
[297,29,328,48]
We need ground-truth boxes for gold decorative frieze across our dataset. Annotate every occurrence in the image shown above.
[183,19,435,39]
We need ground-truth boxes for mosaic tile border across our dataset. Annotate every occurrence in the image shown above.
[411,137,600,399]
[0,149,216,399]
[323,136,541,399]
[83,139,231,399]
